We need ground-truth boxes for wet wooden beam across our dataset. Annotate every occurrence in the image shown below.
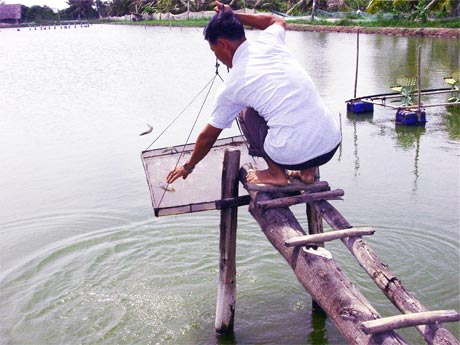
[246,180,330,193]
[285,227,375,247]
[215,195,250,209]
[256,189,344,211]
[362,310,460,335]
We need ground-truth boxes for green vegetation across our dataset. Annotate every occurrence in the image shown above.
[288,17,460,28]
[105,16,460,30]
[12,0,460,26]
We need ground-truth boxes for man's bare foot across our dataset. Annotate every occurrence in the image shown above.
[247,169,288,186]
[289,168,315,184]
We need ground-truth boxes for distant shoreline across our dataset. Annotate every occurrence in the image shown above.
[2,20,459,38]
[286,23,460,39]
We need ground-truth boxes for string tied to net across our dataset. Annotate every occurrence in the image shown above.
[147,60,224,208]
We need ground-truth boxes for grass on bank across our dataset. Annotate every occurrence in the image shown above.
[100,16,460,29]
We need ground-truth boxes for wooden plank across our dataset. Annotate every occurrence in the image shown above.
[215,195,250,209]
[245,180,330,193]
[285,227,375,247]
[362,310,460,335]
[256,189,344,211]
[215,150,240,334]
[313,200,460,344]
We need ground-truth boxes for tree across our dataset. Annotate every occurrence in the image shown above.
[95,0,109,17]
[425,0,460,16]
[23,5,56,22]
[108,0,132,16]
[66,0,98,19]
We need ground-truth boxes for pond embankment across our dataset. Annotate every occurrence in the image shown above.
[286,23,460,38]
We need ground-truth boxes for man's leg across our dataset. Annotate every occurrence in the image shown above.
[289,168,316,184]
[237,107,267,157]
[238,108,288,185]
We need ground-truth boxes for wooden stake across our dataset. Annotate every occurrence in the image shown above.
[417,45,422,117]
[215,149,240,334]
[307,166,324,313]
[354,30,360,99]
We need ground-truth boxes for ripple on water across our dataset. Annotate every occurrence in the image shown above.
[0,213,222,344]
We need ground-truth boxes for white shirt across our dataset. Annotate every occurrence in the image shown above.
[208,24,341,165]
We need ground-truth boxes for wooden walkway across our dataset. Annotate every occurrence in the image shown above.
[141,141,459,343]
[215,149,459,344]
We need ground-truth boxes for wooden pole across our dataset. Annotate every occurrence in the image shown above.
[362,310,460,335]
[313,200,460,344]
[311,0,317,20]
[417,45,422,117]
[307,167,323,241]
[285,227,375,247]
[215,149,240,334]
[354,30,360,99]
[306,167,324,311]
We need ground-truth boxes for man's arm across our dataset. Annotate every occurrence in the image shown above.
[166,124,222,184]
[215,1,286,30]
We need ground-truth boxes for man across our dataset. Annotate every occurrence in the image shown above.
[167,1,341,186]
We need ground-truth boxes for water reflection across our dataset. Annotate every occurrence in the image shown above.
[443,107,460,139]
[345,107,457,192]
[307,307,328,345]
[368,35,458,99]
[216,330,236,344]
[394,125,426,192]
[346,111,374,177]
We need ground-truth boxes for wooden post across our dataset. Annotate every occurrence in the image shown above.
[354,30,360,99]
[215,149,240,334]
[311,0,317,20]
[307,167,323,241]
[417,45,422,121]
[306,166,324,311]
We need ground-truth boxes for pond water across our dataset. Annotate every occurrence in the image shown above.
[0,24,458,344]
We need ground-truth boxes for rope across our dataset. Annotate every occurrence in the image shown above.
[154,60,224,208]
[144,76,216,152]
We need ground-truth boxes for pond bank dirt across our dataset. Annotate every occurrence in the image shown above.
[286,23,460,39]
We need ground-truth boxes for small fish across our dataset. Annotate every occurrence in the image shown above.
[159,181,175,192]
[161,147,179,154]
[139,123,153,136]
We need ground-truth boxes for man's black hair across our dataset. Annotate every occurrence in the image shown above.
[203,11,245,45]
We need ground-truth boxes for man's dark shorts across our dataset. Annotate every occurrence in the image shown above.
[237,107,339,170]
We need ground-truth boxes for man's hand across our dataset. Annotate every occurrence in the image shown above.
[214,0,285,30]
[166,165,191,184]
[164,124,222,185]
[214,1,232,13]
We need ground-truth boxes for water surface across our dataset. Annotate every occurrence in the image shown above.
[0,24,458,344]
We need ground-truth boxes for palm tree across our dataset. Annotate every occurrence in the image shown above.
[67,0,96,18]
[424,0,460,16]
